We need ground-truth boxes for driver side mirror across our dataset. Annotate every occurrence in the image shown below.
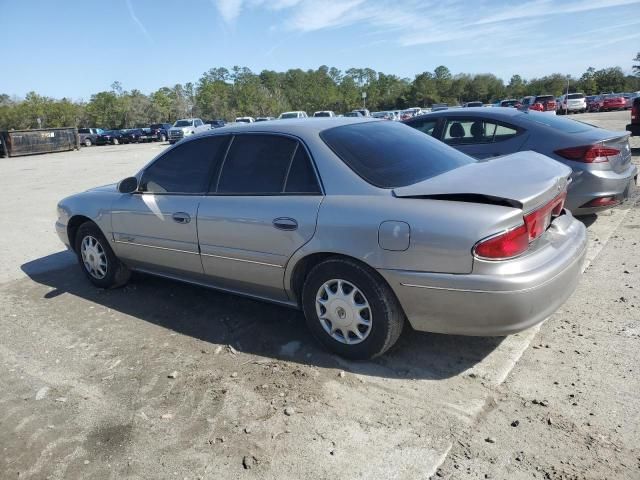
[118,176,139,194]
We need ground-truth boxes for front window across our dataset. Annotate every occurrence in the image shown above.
[140,136,228,194]
[320,121,474,188]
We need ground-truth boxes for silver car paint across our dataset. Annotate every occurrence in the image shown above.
[56,118,587,336]
[405,108,637,214]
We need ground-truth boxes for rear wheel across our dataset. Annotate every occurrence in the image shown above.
[84,138,92,147]
[302,258,404,359]
[75,222,130,289]
[160,134,167,142]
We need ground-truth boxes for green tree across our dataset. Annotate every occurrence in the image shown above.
[633,52,640,76]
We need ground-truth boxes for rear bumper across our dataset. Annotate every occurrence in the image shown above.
[378,214,587,336]
[566,163,638,214]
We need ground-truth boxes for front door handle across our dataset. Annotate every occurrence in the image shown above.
[273,217,298,231]
[172,212,191,224]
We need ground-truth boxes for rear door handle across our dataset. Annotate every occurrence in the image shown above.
[172,212,191,224]
[273,217,298,231]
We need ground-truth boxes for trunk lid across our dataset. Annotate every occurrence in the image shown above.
[392,151,571,212]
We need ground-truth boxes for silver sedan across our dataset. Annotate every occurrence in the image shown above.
[403,108,638,215]
[56,119,587,359]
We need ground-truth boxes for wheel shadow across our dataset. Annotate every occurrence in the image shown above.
[20,251,504,381]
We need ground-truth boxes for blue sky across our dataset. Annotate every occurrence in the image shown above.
[2,0,640,100]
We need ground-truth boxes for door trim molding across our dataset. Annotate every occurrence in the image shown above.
[200,252,283,268]
[113,240,199,256]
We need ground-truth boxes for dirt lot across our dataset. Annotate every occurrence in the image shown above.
[1,111,638,479]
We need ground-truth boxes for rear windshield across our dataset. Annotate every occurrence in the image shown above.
[535,95,555,102]
[320,121,475,188]
[314,112,331,117]
[517,111,593,133]
[280,113,299,119]
[567,93,584,99]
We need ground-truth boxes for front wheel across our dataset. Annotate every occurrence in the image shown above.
[302,258,404,359]
[160,134,167,142]
[75,222,130,289]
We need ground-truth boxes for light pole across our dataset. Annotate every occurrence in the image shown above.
[362,91,367,109]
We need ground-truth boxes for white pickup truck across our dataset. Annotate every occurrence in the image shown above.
[168,118,210,144]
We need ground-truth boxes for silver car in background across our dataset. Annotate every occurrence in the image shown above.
[56,119,587,359]
[404,108,638,215]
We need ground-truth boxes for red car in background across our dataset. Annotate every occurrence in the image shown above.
[590,94,626,112]
[519,95,556,113]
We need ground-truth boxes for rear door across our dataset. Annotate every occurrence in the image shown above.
[441,117,526,159]
[197,134,323,301]
[111,136,228,276]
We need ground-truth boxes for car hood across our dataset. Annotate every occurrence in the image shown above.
[86,183,118,193]
[392,151,571,212]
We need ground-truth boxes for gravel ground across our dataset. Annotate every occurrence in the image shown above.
[0,111,638,479]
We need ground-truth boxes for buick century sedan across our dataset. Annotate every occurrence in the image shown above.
[56,119,587,359]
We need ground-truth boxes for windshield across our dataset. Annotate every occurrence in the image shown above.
[517,111,593,133]
[320,121,474,188]
[280,113,299,119]
[314,112,331,117]
[174,120,193,127]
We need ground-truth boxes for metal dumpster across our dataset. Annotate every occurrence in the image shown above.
[0,128,79,157]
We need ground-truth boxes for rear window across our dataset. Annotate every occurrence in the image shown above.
[535,95,555,102]
[320,121,474,188]
[517,111,593,133]
[567,93,584,100]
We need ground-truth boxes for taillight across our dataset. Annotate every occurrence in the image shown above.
[474,225,529,259]
[523,192,566,241]
[530,103,544,111]
[582,196,620,208]
[554,145,620,163]
[474,191,566,260]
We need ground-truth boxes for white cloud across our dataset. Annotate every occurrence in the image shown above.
[126,0,153,44]
[475,0,640,25]
[213,0,245,23]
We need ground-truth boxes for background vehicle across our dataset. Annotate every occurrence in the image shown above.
[601,93,626,111]
[122,128,145,143]
[351,109,370,117]
[235,116,255,123]
[557,93,586,114]
[255,117,275,122]
[585,95,597,111]
[520,95,556,114]
[499,99,520,108]
[95,130,125,145]
[403,108,637,214]
[205,119,227,128]
[149,123,172,141]
[343,111,363,117]
[463,101,483,108]
[56,118,585,359]
[624,92,640,109]
[78,128,103,147]
[626,96,640,136]
[168,118,209,144]
[279,111,308,119]
[313,111,336,117]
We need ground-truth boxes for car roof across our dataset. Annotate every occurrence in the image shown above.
[200,117,379,137]
[409,107,523,121]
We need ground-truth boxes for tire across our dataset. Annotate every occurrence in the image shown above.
[160,134,167,142]
[112,138,119,145]
[74,222,130,289]
[84,138,92,147]
[301,257,404,360]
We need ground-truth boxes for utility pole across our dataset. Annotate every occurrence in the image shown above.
[362,91,367,109]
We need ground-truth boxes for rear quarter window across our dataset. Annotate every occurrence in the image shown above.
[320,121,474,188]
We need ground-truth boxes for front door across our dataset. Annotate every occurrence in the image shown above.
[197,134,323,301]
[111,135,229,276]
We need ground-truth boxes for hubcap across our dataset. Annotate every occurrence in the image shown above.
[315,279,372,345]
[80,235,108,279]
